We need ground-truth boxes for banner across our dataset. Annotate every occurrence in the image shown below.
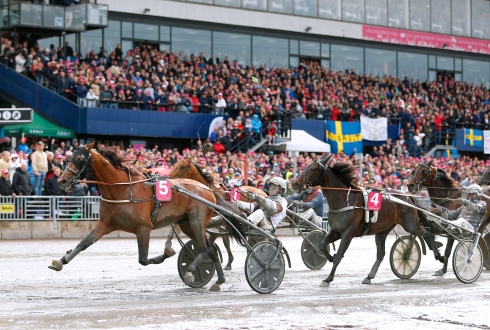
[464,128,483,147]
[484,130,490,154]
[326,121,362,155]
[360,116,387,141]
[208,116,224,138]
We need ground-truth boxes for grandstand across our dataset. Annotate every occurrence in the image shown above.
[1,0,490,157]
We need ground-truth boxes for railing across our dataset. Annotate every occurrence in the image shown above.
[0,196,101,229]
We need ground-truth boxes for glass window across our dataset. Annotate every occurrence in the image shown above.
[269,0,293,14]
[318,0,341,19]
[365,48,396,78]
[331,45,363,74]
[455,73,462,82]
[43,5,65,29]
[455,58,462,72]
[321,59,330,69]
[290,56,299,68]
[428,70,436,82]
[437,56,453,71]
[172,28,211,57]
[398,52,428,81]
[451,0,470,36]
[321,43,330,57]
[160,43,170,53]
[122,40,133,55]
[410,0,430,31]
[388,0,408,29]
[134,23,158,41]
[80,29,102,58]
[20,3,42,26]
[300,41,320,57]
[122,22,132,39]
[471,0,490,39]
[65,5,86,31]
[215,0,241,7]
[293,0,317,17]
[187,0,213,3]
[104,20,120,57]
[242,0,266,11]
[429,55,436,68]
[213,32,251,67]
[290,40,299,54]
[463,60,490,87]
[342,0,364,23]
[160,26,170,42]
[365,0,387,26]
[431,0,450,34]
[252,36,288,68]
[38,36,59,52]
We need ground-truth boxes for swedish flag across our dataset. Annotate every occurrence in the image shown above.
[464,128,483,147]
[326,121,362,155]
[443,149,459,159]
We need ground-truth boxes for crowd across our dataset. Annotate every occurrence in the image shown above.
[3,36,490,157]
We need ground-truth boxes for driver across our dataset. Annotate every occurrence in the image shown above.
[235,177,288,233]
[435,184,486,232]
[285,186,324,225]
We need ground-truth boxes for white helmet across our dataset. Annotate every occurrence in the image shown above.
[269,176,286,195]
[466,184,483,198]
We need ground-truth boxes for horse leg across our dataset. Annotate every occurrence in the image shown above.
[208,245,226,292]
[320,231,354,287]
[221,235,234,271]
[362,231,389,284]
[320,230,340,262]
[48,224,112,271]
[433,238,454,276]
[136,226,170,265]
[163,226,177,257]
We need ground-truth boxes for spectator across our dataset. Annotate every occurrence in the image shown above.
[0,169,16,197]
[12,162,32,196]
[44,167,65,196]
[32,141,48,196]
[0,151,11,172]
[8,153,21,182]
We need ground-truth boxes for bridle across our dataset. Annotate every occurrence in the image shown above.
[178,158,199,179]
[65,145,92,190]
[300,158,326,190]
[410,162,435,193]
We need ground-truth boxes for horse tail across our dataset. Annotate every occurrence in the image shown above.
[213,192,247,248]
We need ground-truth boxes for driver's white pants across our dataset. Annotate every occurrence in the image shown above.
[451,218,475,233]
[248,209,272,230]
[298,208,322,225]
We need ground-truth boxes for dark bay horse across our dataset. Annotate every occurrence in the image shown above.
[293,154,442,285]
[167,157,267,270]
[408,159,490,271]
[51,143,245,291]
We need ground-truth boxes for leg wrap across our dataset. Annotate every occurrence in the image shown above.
[62,247,82,264]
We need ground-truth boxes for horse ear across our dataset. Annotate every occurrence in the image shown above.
[86,141,96,152]
[321,154,333,165]
[427,158,433,166]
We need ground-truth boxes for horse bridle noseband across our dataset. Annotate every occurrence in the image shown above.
[301,159,326,190]
[179,158,198,179]
[65,146,92,189]
[411,162,434,193]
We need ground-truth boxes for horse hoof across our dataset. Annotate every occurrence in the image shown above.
[224,265,232,271]
[164,247,176,257]
[432,270,445,277]
[48,259,63,272]
[319,280,330,287]
[209,284,221,292]
[183,272,194,285]
[362,278,371,285]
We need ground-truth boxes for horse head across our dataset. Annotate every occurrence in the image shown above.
[167,157,197,179]
[58,142,94,191]
[293,154,332,192]
[407,158,436,194]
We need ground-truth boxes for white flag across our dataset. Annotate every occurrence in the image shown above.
[484,130,490,154]
[360,116,388,141]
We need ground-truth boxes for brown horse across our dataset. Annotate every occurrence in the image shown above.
[293,154,442,285]
[51,143,245,291]
[166,157,268,270]
[408,159,490,271]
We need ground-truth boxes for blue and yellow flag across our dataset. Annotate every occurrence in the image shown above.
[464,128,483,147]
[443,149,459,159]
[326,121,362,155]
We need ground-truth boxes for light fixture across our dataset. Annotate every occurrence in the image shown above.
[305,26,312,32]
[143,8,150,13]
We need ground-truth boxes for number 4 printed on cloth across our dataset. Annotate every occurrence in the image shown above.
[367,191,382,211]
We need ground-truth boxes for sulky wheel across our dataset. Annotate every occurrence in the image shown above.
[177,241,216,288]
[301,230,329,270]
[452,238,483,284]
[389,235,421,279]
[245,241,285,294]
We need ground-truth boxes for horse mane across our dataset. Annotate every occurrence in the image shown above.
[477,166,490,185]
[97,146,143,176]
[434,168,459,188]
[329,161,360,189]
[192,161,216,185]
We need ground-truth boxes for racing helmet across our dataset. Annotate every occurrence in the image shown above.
[269,176,286,196]
[465,184,483,200]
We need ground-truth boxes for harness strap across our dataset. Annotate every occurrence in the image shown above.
[329,206,363,213]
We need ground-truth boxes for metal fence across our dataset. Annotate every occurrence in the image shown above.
[0,196,100,228]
